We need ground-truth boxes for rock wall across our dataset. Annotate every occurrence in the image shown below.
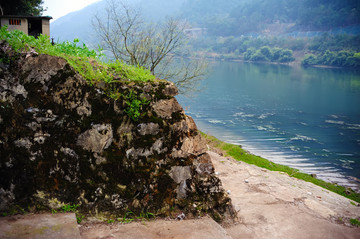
[0,42,235,222]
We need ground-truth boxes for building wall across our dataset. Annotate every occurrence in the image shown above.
[42,19,50,36]
[1,18,28,35]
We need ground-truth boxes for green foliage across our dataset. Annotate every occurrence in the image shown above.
[136,212,156,222]
[76,214,85,224]
[124,90,150,122]
[181,0,360,36]
[52,204,84,224]
[0,26,155,84]
[106,219,115,224]
[243,47,256,61]
[244,45,294,63]
[61,204,80,213]
[250,50,268,62]
[301,50,360,68]
[115,210,155,224]
[302,54,318,65]
[350,218,360,227]
[117,211,135,224]
[190,32,359,68]
[1,0,44,15]
[277,49,295,62]
[260,46,272,59]
[0,26,155,120]
[201,132,360,203]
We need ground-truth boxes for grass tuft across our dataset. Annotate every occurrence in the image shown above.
[350,218,360,227]
[0,26,155,84]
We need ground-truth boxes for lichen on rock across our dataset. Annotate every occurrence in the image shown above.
[0,42,236,222]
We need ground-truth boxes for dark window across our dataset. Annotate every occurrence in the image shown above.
[9,19,21,25]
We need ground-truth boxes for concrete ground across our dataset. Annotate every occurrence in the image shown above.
[1,151,360,239]
[208,151,360,239]
[0,213,80,239]
[80,216,231,239]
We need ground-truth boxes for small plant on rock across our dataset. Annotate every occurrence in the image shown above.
[124,90,149,121]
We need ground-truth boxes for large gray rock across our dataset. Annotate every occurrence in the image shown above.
[152,98,183,119]
[0,42,235,222]
[77,124,113,153]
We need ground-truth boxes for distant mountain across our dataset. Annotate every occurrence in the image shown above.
[179,0,360,36]
[50,0,360,43]
[50,1,105,43]
[50,0,185,43]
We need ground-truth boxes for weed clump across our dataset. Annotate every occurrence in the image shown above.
[0,26,155,85]
[0,26,156,121]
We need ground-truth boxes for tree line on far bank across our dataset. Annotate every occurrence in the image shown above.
[188,33,360,68]
[302,51,360,68]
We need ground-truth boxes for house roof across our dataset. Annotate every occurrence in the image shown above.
[0,15,52,20]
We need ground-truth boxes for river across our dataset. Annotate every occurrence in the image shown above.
[176,61,360,190]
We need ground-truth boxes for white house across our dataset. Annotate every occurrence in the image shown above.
[0,15,52,37]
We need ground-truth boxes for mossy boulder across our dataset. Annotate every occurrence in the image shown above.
[0,42,236,222]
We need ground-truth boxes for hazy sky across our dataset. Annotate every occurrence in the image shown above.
[42,0,101,21]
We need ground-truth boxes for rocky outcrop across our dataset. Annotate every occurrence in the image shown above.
[0,42,235,222]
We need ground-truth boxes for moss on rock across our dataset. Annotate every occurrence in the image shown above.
[0,42,236,223]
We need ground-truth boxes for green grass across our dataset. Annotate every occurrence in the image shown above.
[51,204,84,224]
[61,204,80,213]
[0,26,156,121]
[108,211,156,224]
[0,26,155,84]
[201,132,360,203]
[350,218,360,227]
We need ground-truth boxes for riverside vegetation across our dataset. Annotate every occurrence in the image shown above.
[46,0,360,68]
[179,0,360,68]
[188,34,360,68]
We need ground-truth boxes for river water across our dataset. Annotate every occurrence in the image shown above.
[176,61,360,189]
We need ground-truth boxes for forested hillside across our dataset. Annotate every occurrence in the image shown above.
[50,0,360,68]
[180,0,360,36]
[52,0,360,41]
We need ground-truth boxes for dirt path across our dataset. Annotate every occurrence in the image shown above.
[208,151,360,239]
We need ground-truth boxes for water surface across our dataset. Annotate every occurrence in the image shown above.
[177,61,360,189]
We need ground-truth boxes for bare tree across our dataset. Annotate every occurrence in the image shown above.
[93,0,206,93]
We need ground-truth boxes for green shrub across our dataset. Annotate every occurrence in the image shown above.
[278,49,295,62]
[260,46,273,59]
[350,218,360,227]
[250,50,268,61]
[244,47,256,60]
[302,54,318,65]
